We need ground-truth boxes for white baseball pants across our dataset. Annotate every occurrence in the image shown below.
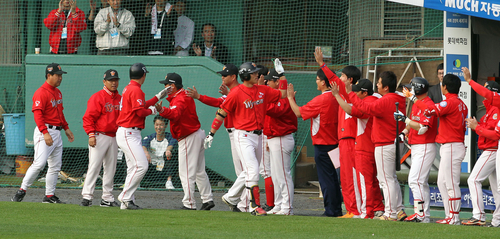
[408,143,436,218]
[467,150,499,222]
[82,134,118,202]
[260,135,272,179]
[178,129,213,209]
[269,134,295,213]
[21,127,63,196]
[437,142,466,218]
[117,127,148,203]
[375,144,404,219]
[223,129,249,211]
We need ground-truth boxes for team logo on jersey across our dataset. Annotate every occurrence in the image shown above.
[258,92,264,98]
[494,114,498,120]
[440,101,447,107]
[51,99,56,107]
[170,106,177,109]
[137,99,143,105]
[277,102,281,107]
[243,99,263,109]
[104,102,115,112]
[35,101,40,106]
[59,93,62,98]
[497,120,500,127]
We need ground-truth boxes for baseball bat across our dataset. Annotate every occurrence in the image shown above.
[395,102,401,171]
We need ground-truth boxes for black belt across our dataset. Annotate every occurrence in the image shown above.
[119,126,142,131]
[47,125,62,131]
[226,129,233,133]
[246,130,263,136]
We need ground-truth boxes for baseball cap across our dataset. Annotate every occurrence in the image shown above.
[103,69,120,80]
[159,73,183,87]
[486,81,500,92]
[46,63,67,75]
[217,64,238,76]
[352,79,374,95]
[264,68,280,81]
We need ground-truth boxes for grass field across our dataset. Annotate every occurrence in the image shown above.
[0,202,496,238]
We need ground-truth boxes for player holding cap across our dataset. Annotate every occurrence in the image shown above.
[394,77,437,223]
[157,73,214,210]
[204,60,288,216]
[12,63,74,203]
[80,69,121,207]
[116,63,171,210]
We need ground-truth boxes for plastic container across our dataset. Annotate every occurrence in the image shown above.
[15,156,33,177]
[3,113,27,155]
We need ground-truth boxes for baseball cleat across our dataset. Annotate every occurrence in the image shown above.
[397,210,408,221]
[461,217,486,226]
[487,223,500,227]
[221,196,239,212]
[275,210,294,216]
[267,206,281,214]
[11,189,26,202]
[436,217,460,225]
[339,212,354,218]
[261,203,274,212]
[374,211,384,218]
[100,199,119,207]
[180,206,196,210]
[120,201,141,210]
[404,213,424,222]
[165,180,175,189]
[200,201,215,210]
[376,215,397,221]
[43,195,65,204]
[80,199,92,207]
[250,207,267,216]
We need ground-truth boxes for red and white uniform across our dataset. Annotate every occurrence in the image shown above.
[81,86,121,203]
[467,100,500,222]
[407,96,438,220]
[160,89,213,209]
[350,94,385,219]
[21,82,69,196]
[116,81,158,205]
[44,8,87,54]
[349,91,406,219]
[264,97,297,215]
[415,93,467,223]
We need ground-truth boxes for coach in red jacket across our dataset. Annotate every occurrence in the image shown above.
[44,0,87,54]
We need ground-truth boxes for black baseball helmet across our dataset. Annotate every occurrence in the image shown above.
[485,81,500,93]
[130,63,149,79]
[238,62,260,81]
[404,77,429,95]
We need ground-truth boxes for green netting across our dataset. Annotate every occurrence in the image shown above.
[0,0,444,191]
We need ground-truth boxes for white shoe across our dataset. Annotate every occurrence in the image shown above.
[165,180,175,189]
[353,215,361,219]
[267,206,281,214]
[422,217,430,223]
[276,210,294,215]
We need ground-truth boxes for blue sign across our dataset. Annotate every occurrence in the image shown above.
[424,0,500,22]
[446,12,469,27]
[446,54,469,81]
[409,186,496,210]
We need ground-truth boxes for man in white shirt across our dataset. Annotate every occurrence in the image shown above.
[173,1,194,56]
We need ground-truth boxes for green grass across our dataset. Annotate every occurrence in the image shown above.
[0,202,496,238]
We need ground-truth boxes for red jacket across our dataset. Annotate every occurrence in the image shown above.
[32,82,69,134]
[476,100,500,150]
[299,91,339,145]
[350,95,381,153]
[44,8,87,54]
[82,86,121,137]
[160,89,201,140]
[264,97,298,138]
[116,81,158,129]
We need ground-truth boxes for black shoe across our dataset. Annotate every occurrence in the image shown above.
[261,203,274,211]
[181,206,196,210]
[11,189,26,202]
[100,199,119,207]
[200,201,215,210]
[42,195,65,204]
[232,207,242,212]
[222,196,239,212]
[80,199,92,207]
[122,201,141,210]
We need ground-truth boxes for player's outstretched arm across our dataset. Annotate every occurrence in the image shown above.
[274,59,289,99]
[332,82,352,114]
[287,83,302,118]
[204,108,227,149]
[187,86,223,107]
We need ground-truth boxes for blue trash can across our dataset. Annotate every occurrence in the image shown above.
[3,113,27,155]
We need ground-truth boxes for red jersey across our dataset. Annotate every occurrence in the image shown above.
[415,93,467,144]
[470,80,500,108]
[44,8,87,54]
[350,94,381,153]
[159,89,201,139]
[264,97,298,138]
[349,91,406,147]
[408,96,438,145]
[221,84,281,131]
[117,81,158,129]
[299,91,339,145]
[32,82,69,134]
[198,94,234,128]
[321,64,357,139]
[476,101,500,150]
[82,86,121,137]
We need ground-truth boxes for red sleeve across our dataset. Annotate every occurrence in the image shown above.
[267,87,282,104]
[221,94,236,114]
[350,105,369,119]
[321,64,349,100]
[145,96,159,107]
[44,10,60,31]
[136,108,153,117]
[82,94,101,135]
[299,96,321,120]
[70,8,87,33]
[470,80,500,108]
[159,97,187,121]
[199,95,224,108]
[33,110,48,134]
[266,98,290,118]
[349,92,385,117]
[476,124,500,141]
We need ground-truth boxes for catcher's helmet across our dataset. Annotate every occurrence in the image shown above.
[405,77,429,95]
[238,62,260,81]
[130,63,149,79]
[485,81,500,93]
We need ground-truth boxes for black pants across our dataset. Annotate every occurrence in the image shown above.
[314,144,343,217]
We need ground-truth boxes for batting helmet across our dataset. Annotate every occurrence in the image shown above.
[238,62,260,81]
[130,63,149,79]
[404,77,429,95]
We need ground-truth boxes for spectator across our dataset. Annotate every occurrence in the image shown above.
[145,0,177,55]
[142,116,178,189]
[173,1,194,56]
[87,0,109,55]
[428,63,445,103]
[192,23,229,64]
[44,0,87,54]
[94,0,136,55]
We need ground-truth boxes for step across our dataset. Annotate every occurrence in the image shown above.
[294,163,318,188]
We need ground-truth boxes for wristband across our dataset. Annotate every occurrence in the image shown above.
[279,79,288,90]
[405,117,411,125]
[209,132,215,137]
[89,133,95,138]
[211,118,223,130]
[402,128,409,135]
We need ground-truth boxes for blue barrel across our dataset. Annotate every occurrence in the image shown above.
[3,114,27,155]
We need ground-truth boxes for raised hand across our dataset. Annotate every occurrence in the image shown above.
[90,0,96,11]
[331,82,340,96]
[465,116,478,130]
[219,84,228,95]
[186,86,200,99]
[462,67,472,83]
[193,43,202,56]
[70,0,77,14]
[314,47,324,66]
[287,83,296,99]
[274,58,285,75]
[58,0,64,12]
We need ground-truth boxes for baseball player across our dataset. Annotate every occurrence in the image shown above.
[331,79,385,219]
[116,63,170,210]
[204,61,288,216]
[157,73,214,210]
[11,63,75,203]
[263,68,297,215]
[80,69,121,207]
[403,73,467,225]
[394,77,438,223]
[346,71,407,221]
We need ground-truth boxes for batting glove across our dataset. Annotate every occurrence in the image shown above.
[149,106,158,115]
[204,133,214,149]
[398,132,405,142]
[394,112,406,122]
[402,87,417,102]
[274,58,285,76]
[156,86,172,100]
